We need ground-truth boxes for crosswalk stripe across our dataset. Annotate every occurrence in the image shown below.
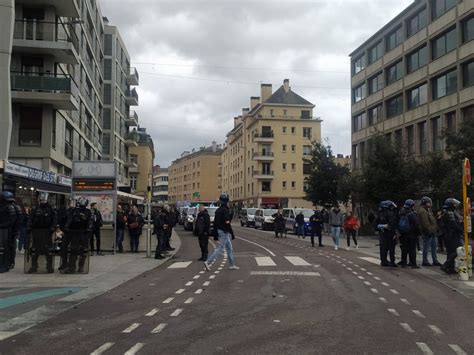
[90,342,114,355]
[416,342,433,355]
[145,308,159,317]
[168,262,192,269]
[284,256,311,266]
[122,323,140,333]
[255,257,276,266]
[448,344,467,355]
[124,343,145,355]
[151,323,167,334]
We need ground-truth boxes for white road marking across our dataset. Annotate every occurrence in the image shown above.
[168,261,192,269]
[364,281,372,286]
[284,256,311,266]
[185,281,194,286]
[236,236,276,256]
[193,275,201,280]
[175,289,185,294]
[387,308,400,316]
[90,342,115,355]
[370,288,379,294]
[273,320,281,323]
[381,282,390,287]
[209,275,216,279]
[162,297,174,304]
[124,343,145,355]
[203,281,211,286]
[379,297,387,303]
[199,271,205,274]
[145,308,159,317]
[401,298,411,306]
[412,310,426,318]
[358,276,365,280]
[367,272,373,275]
[428,325,444,335]
[400,323,414,333]
[348,261,353,264]
[255,257,277,266]
[374,276,381,281]
[218,267,223,270]
[250,271,320,276]
[184,297,194,304]
[122,323,140,333]
[416,342,434,355]
[170,308,183,317]
[352,271,358,275]
[390,289,399,295]
[347,267,353,271]
[214,271,220,274]
[151,323,167,334]
[195,289,203,294]
[448,344,467,355]
[358,256,380,265]
[361,268,367,271]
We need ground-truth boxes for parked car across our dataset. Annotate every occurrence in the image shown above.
[240,208,257,227]
[255,209,277,230]
[184,207,197,231]
[282,208,314,235]
[178,207,187,225]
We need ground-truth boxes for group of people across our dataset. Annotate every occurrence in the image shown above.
[151,203,178,259]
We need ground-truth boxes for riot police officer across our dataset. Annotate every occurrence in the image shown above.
[441,198,463,275]
[0,192,17,273]
[376,200,399,267]
[27,192,57,273]
[62,197,92,273]
[3,192,21,269]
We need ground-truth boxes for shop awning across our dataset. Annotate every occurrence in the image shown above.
[5,175,71,195]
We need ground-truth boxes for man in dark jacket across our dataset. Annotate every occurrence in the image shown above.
[204,194,239,271]
[116,204,127,253]
[295,211,305,238]
[90,203,104,255]
[128,206,144,253]
[0,192,17,273]
[310,210,324,247]
[441,198,463,275]
[398,199,420,268]
[152,205,166,260]
[195,205,211,261]
[6,193,21,270]
[272,209,285,238]
[376,200,399,267]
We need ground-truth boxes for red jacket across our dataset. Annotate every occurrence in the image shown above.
[343,216,360,231]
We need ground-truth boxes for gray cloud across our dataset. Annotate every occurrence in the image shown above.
[99,0,413,166]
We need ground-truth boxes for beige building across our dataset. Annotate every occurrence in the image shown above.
[128,127,154,199]
[152,165,168,202]
[335,154,352,170]
[221,79,321,209]
[350,0,474,169]
[168,144,223,204]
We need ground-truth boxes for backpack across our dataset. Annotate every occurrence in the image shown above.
[398,214,411,233]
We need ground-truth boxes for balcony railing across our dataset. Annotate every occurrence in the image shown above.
[14,19,79,53]
[10,72,77,94]
[253,170,274,177]
[254,131,274,138]
[125,88,139,105]
[127,67,139,85]
[253,152,274,157]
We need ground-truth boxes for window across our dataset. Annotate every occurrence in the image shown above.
[352,112,367,132]
[432,0,457,20]
[368,72,384,94]
[394,129,403,149]
[445,111,456,133]
[291,145,296,152]
[386,60,403,85]
[282,181,287,189]
[462,60,474,88]
[301,110,311,119]
[303,145,312,155]
[282,126,287,134]
[433,69,457,99]
[291,127,295,134]
[262,181,271,192]
[406,125,415,156]
[431,117,442,151]
[418,121,428,155]
[282,163,287,171]
[368,105,383,125]
[65,125,73,159]
[284,109,287,116]
[270,109,274,117]
[291,163,296,171]
[406,45,428,73]
[368,41,383,64]
[104,84,111,104]
[303,163,311,175]
[353,83,366,103]
[386,95,403,118]
[432,28,457,59]
[407,8,427,37]
[386,26,403,52]
[291,181,296,189]
[407,83,428,109]
[19,106,42,146]
[130,176,137,190]
[303,127,312,139]
[282,144,287,152]
[462,16,474,43]
[353,54,366,74]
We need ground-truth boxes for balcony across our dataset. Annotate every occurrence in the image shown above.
[10,72,79,110]
[253,170,275,179]
[254,131,274,142]
[125,88,139,106]
[253,152,275,161]
[13,20,79,64]
[126,67,139,86]
[125,111,138,127]
[17,0,79,17]
[125,132,139,148]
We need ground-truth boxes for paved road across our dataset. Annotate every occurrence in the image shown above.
[1,225,473,354]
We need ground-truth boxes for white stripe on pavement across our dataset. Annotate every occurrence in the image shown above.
[193,275,201,279]
[399,323,414,333]
[370,288,379,294]
[416,342,434,355]
[390,289,399,295]
[387,308,400,316]
[448,344,467,355]
[379,297,387,303]
[151,323,167,334]
[168,261,192,269]
[185,281,194,286]
[122,323,140,333]
[124,343,145,355]
[428,325,443,335]
[175,289,185,294]
[195,289,203,294]
[162,298,174,304]
[209,275,216,279]
[412,310,426,318]
[90,342,115,355]
[364,281,372,286]
[145,308,159,317]
[255,257,277,266]
[401,298,411,306]
[184,297,194,304]
[284,256,311,266]
[170,308,183,317]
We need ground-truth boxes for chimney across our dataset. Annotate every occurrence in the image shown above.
[250,96,260,109]
[212,141,217,152]
[242,107,250,116]
[283,79,290,93]
[261,84,272,102]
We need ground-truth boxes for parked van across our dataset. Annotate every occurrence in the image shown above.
[240,208,258,227]
[255,209,278,230]
[183,207,197,231]
[282,208,314,234]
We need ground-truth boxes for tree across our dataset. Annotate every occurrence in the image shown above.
[304,143,350,207]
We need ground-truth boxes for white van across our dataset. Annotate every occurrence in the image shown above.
[282,208,314,234]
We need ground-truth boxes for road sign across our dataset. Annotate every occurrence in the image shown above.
[465,158,471,186]
[193,191,200,197]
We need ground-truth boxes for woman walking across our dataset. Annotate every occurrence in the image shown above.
[343,211,360,250]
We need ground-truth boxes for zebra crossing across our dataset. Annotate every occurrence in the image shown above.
[167,255,314,269]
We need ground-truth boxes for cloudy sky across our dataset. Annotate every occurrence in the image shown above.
[100,0,413,167]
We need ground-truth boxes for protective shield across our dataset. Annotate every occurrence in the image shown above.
[0,228,10,273]
[24,228,55,274]
[59,230,90,274]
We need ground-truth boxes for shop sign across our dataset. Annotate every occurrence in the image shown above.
[73,161,116,179]
[58,175,73,186]
[5,161,56,184]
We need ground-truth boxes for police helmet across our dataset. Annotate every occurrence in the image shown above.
[421,196,432,206]
[38,191,49,204]
[403,199,415,208]
[1,191,14,202]
[219,193,230,204]
[380,200,397,209]
[444,198,461,209]
[76,196,89,208]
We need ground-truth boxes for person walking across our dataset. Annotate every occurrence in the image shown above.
[90,203,104,256]
[398,199,420,268]
[295,211,305,238]
[343,211,360,249]
[418,196,441,267]
[204,193,239,271]
[376,200,399,267]
[127,206,144,253]
[309,209,323,247]
[195,205,211,261]
[441,198,463,275]
[115,204,127,253]
[329,206,344,250]
[272,209,285,238]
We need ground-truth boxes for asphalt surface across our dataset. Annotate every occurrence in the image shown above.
[1,224,474,355]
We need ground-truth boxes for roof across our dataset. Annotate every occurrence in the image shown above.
[263,85,314,106]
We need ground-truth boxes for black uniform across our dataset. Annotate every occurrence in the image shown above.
[398,208,419,267]
[27,203,57,273]
[376,208,398,267]
[116,210,127,253]
[441,209,463,274]
[62,206,92,273]
[195,210,211,260]
[310,211,323,247]
[8,202,21,269]
[0,200,16,273]
[90,208,103,254]
[272,213,286,238]
[152,209,167,259]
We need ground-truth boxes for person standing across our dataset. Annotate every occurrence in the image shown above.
[115,204,127,253]
[329,206,344,250]
[17,205,30,254]
[7,195,21,269]
[376,200,399,267]
[90,203,104,256]
[418,196,441,267]
[309,209,323,247]
[272,209,286,238]
[343,211,360,249]
[322,209,330,234]
[164,205,175,251]
[441,198,463,275]
[0,192,17,273]
[436,209,445,253]
[195,205,211,261]
[152,205,166,260]
[295,211,305,238]
[204,194,239,271]
[398,199,420,268]
[127,206,144,253]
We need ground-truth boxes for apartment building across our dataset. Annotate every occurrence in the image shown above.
[221,79,321,209]
[350,0,474,169]
[152,165,169,202]
[102,17,139,187]
[128,127,154,199]
[168,144,223,204]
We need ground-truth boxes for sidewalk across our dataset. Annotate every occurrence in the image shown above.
[0,231,181,341]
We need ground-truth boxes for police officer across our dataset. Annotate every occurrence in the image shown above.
[309,209,324,247]
[376,200,399,267]
[27,192,56,273]
[4,192,21,269]
[441,198,463,275]
[152,203,166,260]
[195,205,211,261]
[0,192,17,273]
[62,197,92,273]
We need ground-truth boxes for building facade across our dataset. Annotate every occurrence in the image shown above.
[350,0,474,169]
[221,79,321,209]
[128,127,154,199]
[168,144,223,204]
[152,165,168,202]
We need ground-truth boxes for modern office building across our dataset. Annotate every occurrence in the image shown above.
[152,165,169,202]
[128,127,154,199]
[350,0,474,170]
[221,79,321,209]
[168,143,223,204]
